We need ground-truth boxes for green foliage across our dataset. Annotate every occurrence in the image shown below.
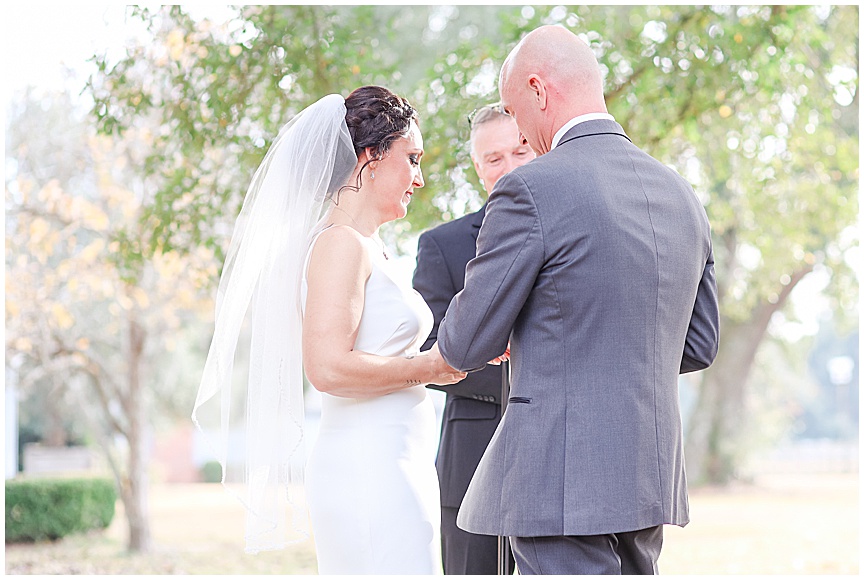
[87,5,857,285]
[200,460,222,483]
[5,478,117,543]
[88,5,411,265]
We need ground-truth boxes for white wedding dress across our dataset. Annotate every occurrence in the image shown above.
[301,227,443,575]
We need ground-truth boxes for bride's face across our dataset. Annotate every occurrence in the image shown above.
[371,120,425,221]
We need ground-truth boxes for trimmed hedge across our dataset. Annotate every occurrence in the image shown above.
[5,478,117,542]
[200,460,222,483]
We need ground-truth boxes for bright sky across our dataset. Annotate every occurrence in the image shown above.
[3,4,134,102]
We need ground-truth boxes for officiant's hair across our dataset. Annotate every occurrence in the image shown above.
[337,86,418,200]
[468,104,510,154]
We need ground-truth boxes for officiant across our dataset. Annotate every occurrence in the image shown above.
[413,104,534,575]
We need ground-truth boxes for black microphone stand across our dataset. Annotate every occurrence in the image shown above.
[497,360,511,575]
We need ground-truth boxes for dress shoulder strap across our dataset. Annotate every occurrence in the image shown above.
[303,223,336,281]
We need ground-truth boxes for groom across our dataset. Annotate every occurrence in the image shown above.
[433,25,719,574]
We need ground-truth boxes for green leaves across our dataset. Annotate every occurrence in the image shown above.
[86,5,858,327]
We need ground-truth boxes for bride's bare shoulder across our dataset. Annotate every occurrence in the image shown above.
[314,224,367,254]
[308,224,371,278]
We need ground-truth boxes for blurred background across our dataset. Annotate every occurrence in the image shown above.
[4,4,859,574]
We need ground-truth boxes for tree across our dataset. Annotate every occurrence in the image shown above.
[5,88,215,552]
[88,5,416,264]
[84,4,858,485]
[665,5,859,482]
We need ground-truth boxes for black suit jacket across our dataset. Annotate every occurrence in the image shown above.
[413,204,505,509]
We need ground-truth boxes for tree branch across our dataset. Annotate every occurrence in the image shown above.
[604,63,649,107]
[49,338,129,437]
[746,262,817,354]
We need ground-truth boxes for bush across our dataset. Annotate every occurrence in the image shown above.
[5,478,116,542]
[200,460,222,483]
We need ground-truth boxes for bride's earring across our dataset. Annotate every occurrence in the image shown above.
[371,171,375,179]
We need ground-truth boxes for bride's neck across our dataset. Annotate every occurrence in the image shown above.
[329,199,380,237]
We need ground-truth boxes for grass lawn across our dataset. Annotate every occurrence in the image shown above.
[5,471,858,575]
[658,472,858,575]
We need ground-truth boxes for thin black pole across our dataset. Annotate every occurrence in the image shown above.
[497,360,511,575]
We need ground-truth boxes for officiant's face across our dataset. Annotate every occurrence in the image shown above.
[471,117,535,193]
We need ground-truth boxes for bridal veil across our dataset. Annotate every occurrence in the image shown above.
[192,94,358,553]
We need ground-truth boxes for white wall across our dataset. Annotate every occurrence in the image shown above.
[5,367,19,479]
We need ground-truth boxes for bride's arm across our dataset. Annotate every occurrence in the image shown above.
[303,225,465,398]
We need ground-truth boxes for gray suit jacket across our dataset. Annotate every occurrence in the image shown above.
[413,205,506,509]
[438,120,719,537]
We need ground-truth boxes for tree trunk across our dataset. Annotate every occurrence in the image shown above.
[684,266,813,484]
[684,317,763,484]
[122,309,152,553]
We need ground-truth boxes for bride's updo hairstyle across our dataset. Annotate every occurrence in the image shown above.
[338,85,418,198]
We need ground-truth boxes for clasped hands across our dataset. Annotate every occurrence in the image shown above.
[487,344,511,366]
[425,342,511,385]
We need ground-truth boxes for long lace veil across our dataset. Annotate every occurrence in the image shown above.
[192,94,358,554]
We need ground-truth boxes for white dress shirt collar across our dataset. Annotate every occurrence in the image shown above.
[551,113,615,150]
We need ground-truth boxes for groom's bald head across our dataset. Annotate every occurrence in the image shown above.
[499,25,607,155]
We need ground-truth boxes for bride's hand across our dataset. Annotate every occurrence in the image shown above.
[426,343,467,385]
[488,344,511,366]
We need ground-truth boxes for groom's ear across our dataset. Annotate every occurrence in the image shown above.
[528,75,548,111]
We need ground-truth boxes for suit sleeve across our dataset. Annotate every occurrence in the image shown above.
[412,231,455,353]
[680,244,720,373]
[413,228,508,401]
[438,172,545,372]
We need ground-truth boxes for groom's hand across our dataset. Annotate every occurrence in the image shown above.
[426,343,468,385]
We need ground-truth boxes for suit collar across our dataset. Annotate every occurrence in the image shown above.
[551,113,615,149]
[471,203,487,228]
[470,203,486,240]
[556,119,632,148]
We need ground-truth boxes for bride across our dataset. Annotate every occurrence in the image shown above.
[193,86,465,574]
